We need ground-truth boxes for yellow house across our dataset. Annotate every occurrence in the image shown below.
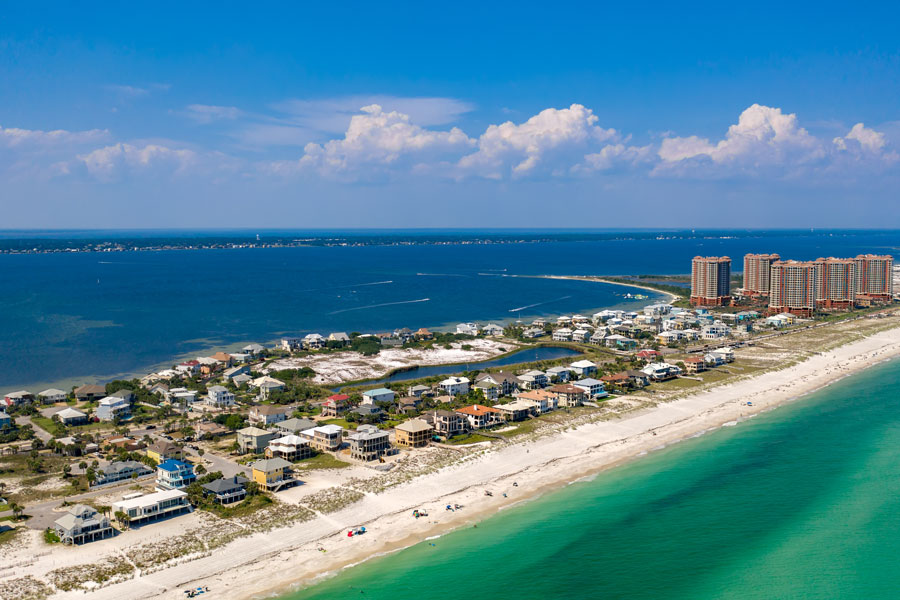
[394,419,433,448]
[249,457,294,492]
[146,440,183,464]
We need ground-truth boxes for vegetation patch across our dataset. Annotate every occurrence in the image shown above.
[299,487,365,514]
[47,557,135,591]
[0,576,52,600]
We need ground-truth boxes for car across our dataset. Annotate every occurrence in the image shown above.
[145,425,156,430]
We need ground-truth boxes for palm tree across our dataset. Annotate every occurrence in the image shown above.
[10,502,23,520]
[114,510,130,530]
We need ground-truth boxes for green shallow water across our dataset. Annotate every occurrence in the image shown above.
[284,359,900,600]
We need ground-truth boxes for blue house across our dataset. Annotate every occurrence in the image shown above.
[156,459,196,490]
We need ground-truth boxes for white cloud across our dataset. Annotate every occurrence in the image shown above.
[833,123,886,152]
[184,104,242,124]
[458,104,619,178]
[105,83,171,99]
[658,104,823,169]
[287,104,473,178]
[0,125,109,148]
[581,143,656,172]
[78,143,197,180]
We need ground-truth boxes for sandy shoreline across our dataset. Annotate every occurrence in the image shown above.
[32,320,899,600]
[535,274,680,305]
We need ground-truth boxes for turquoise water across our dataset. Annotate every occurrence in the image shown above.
[287,358,900,600]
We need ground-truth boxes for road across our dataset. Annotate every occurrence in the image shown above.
[14,415,52,444]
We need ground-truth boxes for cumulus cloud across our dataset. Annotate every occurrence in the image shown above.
[184,104,242,124]
[833,123,886,152]
[658,104,823,170]
[285,104,473,179]
[78,143,198,180]
[458,104,619,177]
[0,125,109,148]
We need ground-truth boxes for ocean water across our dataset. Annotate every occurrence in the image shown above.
[286,358,900,600]
[0,229,897,390]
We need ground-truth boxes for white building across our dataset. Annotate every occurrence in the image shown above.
[111,489,191,525]
[569,360,597,377]
[362,387,395,405]
[552,328,573,342]
[481,323,504,336]
[439,376,470,396]
[456,323,480,335]
[206,386,235,407]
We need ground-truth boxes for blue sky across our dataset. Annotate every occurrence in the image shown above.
[1,2,899,228]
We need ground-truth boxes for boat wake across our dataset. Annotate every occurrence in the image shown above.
[416,273,468,277]
[508,295,572,312]
[300,280,393,293]
[328,298,430,315]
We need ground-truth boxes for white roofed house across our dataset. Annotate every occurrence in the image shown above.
[249,404,291,426]
[456,322,480,335]
[569,360,597,377]
[251,375,286,399]
[300,424,344,452]
[206,385,235,408]
[518,370,548,390]
[222,364,250,381]
[38,388,67,403]
[482,323,504,336]
[545,365,571,383]
[3,390,33,406]
[439,376,470,397]
[641,362,682,381]
[571,329,590,343]
[112,489,191,525]
[701,322,731,340]
[53,505,114,545]
[407,384,431,398]
[280,337,303,352]
[474,371,520,396]
[265,435,313,461]
[552,328,573,342]
[589,330,607,345]
[55,407,88,426]
[710,347,735,363]
[96,396,131,422]
[303,333,327,349]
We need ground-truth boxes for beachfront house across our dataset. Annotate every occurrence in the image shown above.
[303,333,327,349]
[202,476,249,504]
[250,457,294,492]
[439,376,470,397]
[328,332,351,345]
[515,389,556,413]
[300,424,344,452]
[53,505,114,545]
[206,386,235,408]
[348,424,391,461]
[96,396,131,422]
[156,459,196,490]
[547,384,587,407]
[362,388,395,405]
[237,427,278,454]
[394,419,433,447]
[281,337,303,352]
[573,378,607,399]
[709,347,735,363]
[38,388,67,403]
[243,343,266,355]
[492,400,535,421]
[112,489,191,525]
[429,410,466,437]
[265,435,313,461]
[55,407,88,426]
[641,362,682,381]
[248,404,291,426]
[455,405,503,429]
[683,356,707,374]
[321,394,350,417]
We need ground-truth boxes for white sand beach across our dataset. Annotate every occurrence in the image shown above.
[12,320,896,600]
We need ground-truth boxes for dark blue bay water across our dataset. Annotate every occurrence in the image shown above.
[0,229,897,390]
[287,358,900,600]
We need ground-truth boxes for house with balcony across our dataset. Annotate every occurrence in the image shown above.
[249,404,291,427]
[439,376,470,396]
[546,384,587,407]
[156,459,196,490]
[112,489,191,525]
[321,394,350,417]
[250,457,295,492]
[569,360,597,377]
[455,404,503,429]
[202,475,249,504]
[347,424,391,461]
[428,410,466,437]
[53,505,114,544]
[96,396,131,422]
[362,388,395,405]
[237,426,277,454]
[518,370,548,390]
[265,435,313,461]
[475,371,520,396]
[394,419,433,447]
[573,378,607,399]
[206,386,235,408]
[93,460,153,486]
[300,424,344,452]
